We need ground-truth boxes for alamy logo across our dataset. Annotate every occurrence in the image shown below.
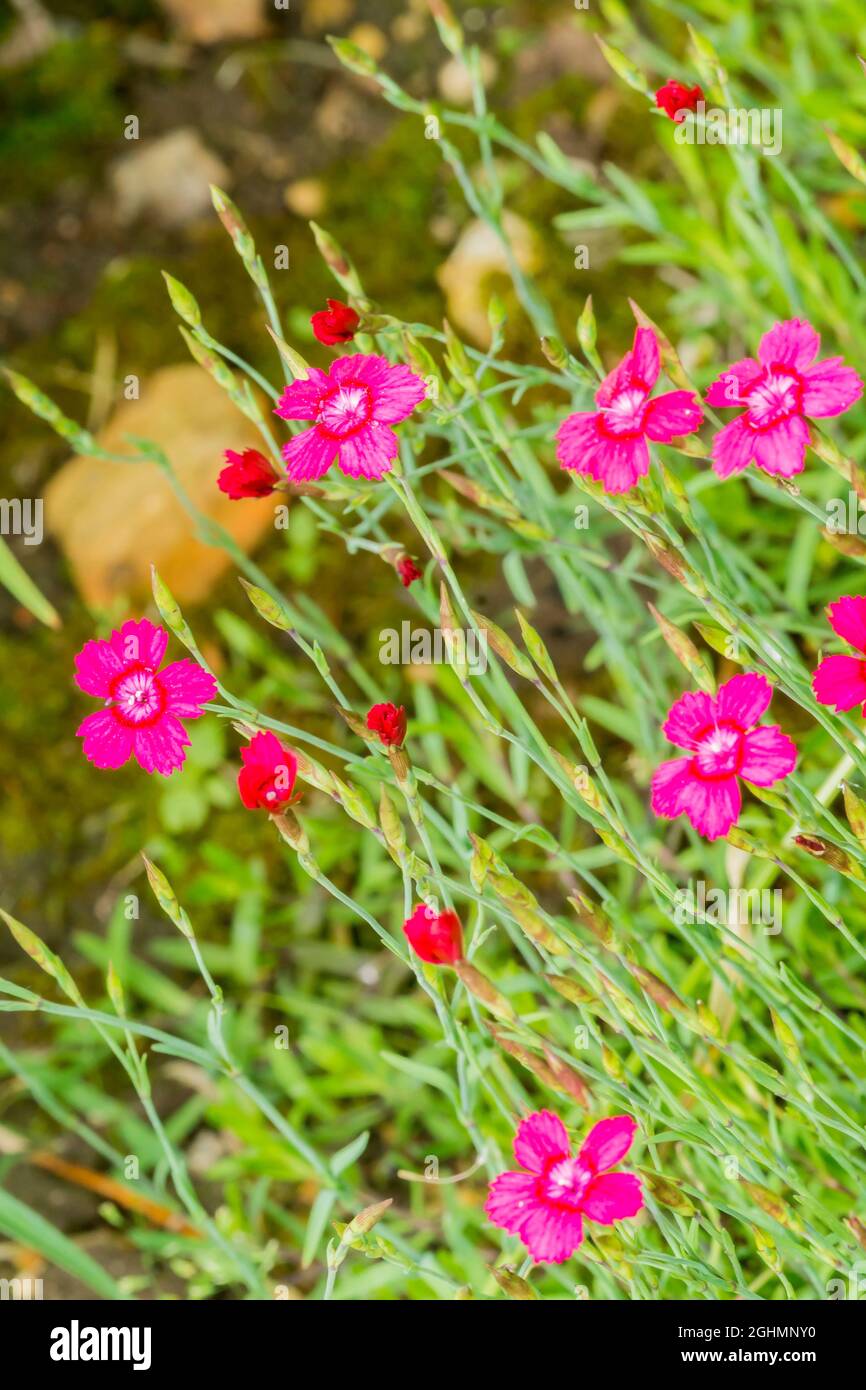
[826,493,866,535]
[379,621,488,675]
[827,1261,866,1300]
[674,880,782,934]
[675,101,782,157]
[0,497,43,545]
[49,1321,152,1371]
[0,1277,43,1299]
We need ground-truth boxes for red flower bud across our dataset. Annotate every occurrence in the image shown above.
[395,553,422,587]
[218,448,277,499]
[403,903,464,966]
[310,298,360,346]
[366,702,407,748]
[238,731,300,810]
[655,79,703,122]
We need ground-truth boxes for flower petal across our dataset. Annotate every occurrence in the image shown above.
[132,714,190,776]
[484,1171,538,1232]
[516,1204,584,1264]
[556,410,603,473]
[241,730,285,766]
[629,326,660,390]
[581,1172,644,1225]
[704,359,762,408]
[579,1115,637,1173]
[594,329,658,404]
[751,415,809,478]
[662,689,715,748]
[585,435,649,494]
[273,369,331,421]
[238,763,268,810]
[335,354,426,424]
[76,710,134,769]
[282,427,338,482]
[74,638,124,697]
[337,423,398,480]
[739,726,797,786]
[758,318,820,372]
[714,672,773,729]
[711,414,756,478]
[811,653,866,712]
[644,389,703,441]
[826,595,866,653]
[109,618,167,671]
[650,756,694,818]
[801,358,864,419]
[513,1110,570,1174]
[159,660,218,717]
[557,411,650,492]
[679,774,741,841]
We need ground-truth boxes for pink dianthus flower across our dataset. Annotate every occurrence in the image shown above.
[486,1110,643,1264]
[74,619,217,776]
[651,672,796,841]
[274,354,426,483]
[556,326,703,494]
[706,318,863,480]
[812,595,866,714]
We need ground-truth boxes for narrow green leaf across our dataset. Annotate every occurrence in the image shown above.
[0,536,60,628]
[0,1187,128,1300]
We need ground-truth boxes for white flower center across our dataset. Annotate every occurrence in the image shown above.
[110,667,164,726]
[695,724,742,779]
[601,386,647,436]
[542,1157,590,1207]
[746,370,800,427]
[318,384,372,438]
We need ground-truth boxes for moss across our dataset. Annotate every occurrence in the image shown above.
[0,30,125,201]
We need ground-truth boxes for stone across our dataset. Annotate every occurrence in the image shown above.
[302,0,354,33]
[437,213,538,346]
[109,129,230,228]
[346,22,388,62]
[157,0,267,44]
[436,52,497,106]
[283,178,326,219]
[45,365,278,608]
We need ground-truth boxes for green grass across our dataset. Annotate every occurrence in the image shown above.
[4,0,866,1300]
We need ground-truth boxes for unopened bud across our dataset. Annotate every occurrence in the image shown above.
[488,1265,538,1299]
[454,960,514,1020]
[271,809,310,855]
[794,834,862,877]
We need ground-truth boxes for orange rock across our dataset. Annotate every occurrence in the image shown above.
[158,0,268,44]
[109,129,231,228]
[45,365,279,608]
[437,213,538,347]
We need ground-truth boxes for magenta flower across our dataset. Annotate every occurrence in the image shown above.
[651,673,796,841]
[237,731,300,810]
[310,298,360,346]
[218,447,276,499]
[812,596,866,714]
[274,353,426,483]
[555,326,703,495]
[403,902,464,966]
[485,1110,643,1265]
[395,552,422,588]
[74,618,217,776]
[706,318,863,480]
[655,78,704,122]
